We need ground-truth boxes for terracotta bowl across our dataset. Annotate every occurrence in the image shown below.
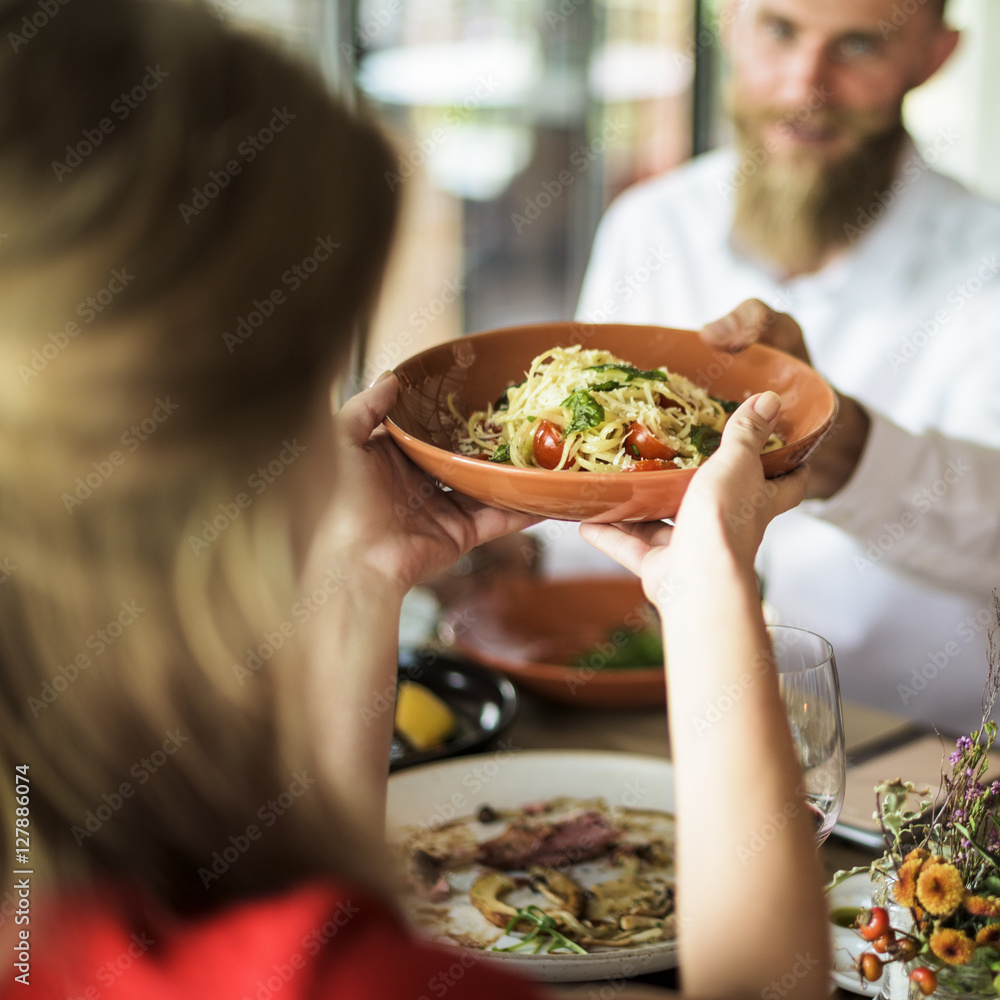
[439,576,666,708]
[385,321,837,522]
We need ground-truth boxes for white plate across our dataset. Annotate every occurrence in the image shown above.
[386,749,678,983]
[829,871,880,996]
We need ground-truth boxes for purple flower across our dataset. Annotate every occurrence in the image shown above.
[956,736,974,753]
[950,751,963,765]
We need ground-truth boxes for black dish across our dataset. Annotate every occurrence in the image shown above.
[389,651,519,772]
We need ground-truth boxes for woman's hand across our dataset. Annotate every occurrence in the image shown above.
[700,299,870,499]
[580,391,806,606]
[318,373,540,598]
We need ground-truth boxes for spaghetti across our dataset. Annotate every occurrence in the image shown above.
[452,346,783,472]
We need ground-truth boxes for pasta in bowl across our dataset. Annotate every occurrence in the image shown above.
[452,345,784,473]
[384,321,837,522]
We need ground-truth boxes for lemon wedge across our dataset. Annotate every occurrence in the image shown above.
[395,681,456,750]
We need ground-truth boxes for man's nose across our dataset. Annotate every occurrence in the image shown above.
[774,40,834,108]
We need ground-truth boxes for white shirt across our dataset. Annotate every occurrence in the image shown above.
[572,144,1000,733]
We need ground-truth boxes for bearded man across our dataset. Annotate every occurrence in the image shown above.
[572,0,1000,732]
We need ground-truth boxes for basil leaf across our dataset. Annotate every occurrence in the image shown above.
[490,444,511,463]
[711,395,740,414]
[560,390,605,437]
[690,424,722,456]
[588,380,627,392]
[586,363,668,383]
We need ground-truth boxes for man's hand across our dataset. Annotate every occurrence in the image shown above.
[700,298,871,499]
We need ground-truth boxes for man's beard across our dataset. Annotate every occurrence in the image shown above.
[729,96,907,276]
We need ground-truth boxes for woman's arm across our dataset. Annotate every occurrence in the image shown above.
[577,392,829,1000]
[299,374,539,833]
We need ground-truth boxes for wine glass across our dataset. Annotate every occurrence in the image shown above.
[768,625,846,845]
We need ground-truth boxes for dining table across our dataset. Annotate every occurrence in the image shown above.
[498,685,912,995]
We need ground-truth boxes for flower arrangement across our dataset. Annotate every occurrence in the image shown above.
[834,597,1000,999]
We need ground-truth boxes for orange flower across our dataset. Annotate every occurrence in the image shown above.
[964,894,1000,918]
[930,927,976,966]
[904,848,931,864]
[916,862,965,917]
[976,924,1000,949]
[894,857,925,907]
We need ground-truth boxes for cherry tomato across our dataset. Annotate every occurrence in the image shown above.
[909,967,938,996]
[625,421,677,461]
[859,954,883,982]
[872,932,895,953]
[858,906,890,941]
[622,459,675,473]
[532,419,568,470]
[655,393,683,411]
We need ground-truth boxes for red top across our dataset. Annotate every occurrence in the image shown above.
[3,881,549,1000]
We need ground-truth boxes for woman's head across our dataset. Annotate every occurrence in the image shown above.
[0,0,399,913]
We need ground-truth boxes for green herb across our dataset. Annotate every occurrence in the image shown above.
[490,444,511,463]
[586,363,668,383]
[690,424,722,456]
[711,395,740,414]
[560,390,605,437]
[494,377,526,411]
[571,626,663,669]
[491,906,588,955]
[588,380,628,392]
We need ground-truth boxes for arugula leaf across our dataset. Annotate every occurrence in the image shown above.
[560,390,605,437]
[690,424,722,456]
[586,363,668,383]
[490,444,511,463]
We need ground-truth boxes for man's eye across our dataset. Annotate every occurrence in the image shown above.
[840,35,879,58]
[761,16,795,41]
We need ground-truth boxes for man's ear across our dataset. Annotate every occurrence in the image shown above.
[913,27,960,88]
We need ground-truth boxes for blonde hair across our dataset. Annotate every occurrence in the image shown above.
[0,0,399,915]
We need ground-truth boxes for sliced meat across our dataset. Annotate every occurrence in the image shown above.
[475,811,620,870]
